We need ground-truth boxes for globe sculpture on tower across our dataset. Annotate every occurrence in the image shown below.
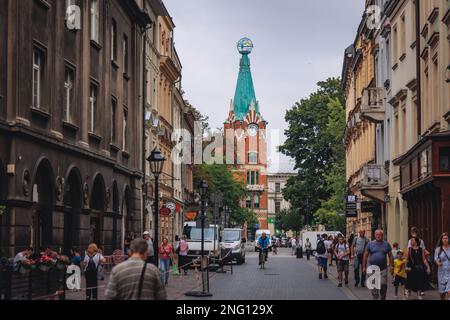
[237,37,253,55]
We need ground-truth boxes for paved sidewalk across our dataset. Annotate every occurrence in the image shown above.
[306,257,441,300]
[65,268,209,300]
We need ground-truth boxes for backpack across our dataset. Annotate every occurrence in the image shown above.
[317,240,326,254]
[86,255,98,274]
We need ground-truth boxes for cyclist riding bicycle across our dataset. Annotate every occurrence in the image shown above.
[257,232,270,265]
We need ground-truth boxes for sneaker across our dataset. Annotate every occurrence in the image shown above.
[324,274,328,279]
[355,283,359,287]
[418,295,423,300]
[338,283,342,287]
[345,280,349,286]
[319,273,322,279]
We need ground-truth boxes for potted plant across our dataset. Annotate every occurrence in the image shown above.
[19,259,36,274]
[37,255,55,272]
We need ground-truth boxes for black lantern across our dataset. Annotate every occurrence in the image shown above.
[198,180,208,197]
[147,147,166,177]
[146,147,166,266]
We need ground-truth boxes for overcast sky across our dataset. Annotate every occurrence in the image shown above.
[163,0,365,173]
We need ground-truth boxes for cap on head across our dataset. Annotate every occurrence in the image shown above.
[143,231,150,236]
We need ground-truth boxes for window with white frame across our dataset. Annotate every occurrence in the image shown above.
[275,182,281,193]
[63,68,74,122]
[89,0,99,42]
[32,49,44,109]
[89,84,97,133]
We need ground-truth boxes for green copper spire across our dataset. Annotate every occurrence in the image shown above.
[233,38,260,120]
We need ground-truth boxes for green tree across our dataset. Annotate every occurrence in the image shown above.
[194,164,257,227]
[280,78,345,230]
[275,209,303,235]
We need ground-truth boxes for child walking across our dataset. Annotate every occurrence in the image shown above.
[392,250,407,300]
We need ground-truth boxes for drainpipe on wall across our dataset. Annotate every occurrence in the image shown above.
[141,3,152,235]
[415,0,422,138]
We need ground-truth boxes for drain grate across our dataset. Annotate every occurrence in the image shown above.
[264,273,280,276]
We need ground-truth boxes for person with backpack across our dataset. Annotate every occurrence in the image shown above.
[435,232,450,300]
[83,243,105,300]
[334,235,350,287]
[105,238,167,300]
[351,229,369,287]
[316,234,331,280]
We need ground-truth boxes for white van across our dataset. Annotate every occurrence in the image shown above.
[254,229,272,252]
[220,228,246,265]
[183,223,220,261]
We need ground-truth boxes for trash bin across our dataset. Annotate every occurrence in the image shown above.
[296,247,303,259]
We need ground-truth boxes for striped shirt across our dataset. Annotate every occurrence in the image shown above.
[104,257,167,300]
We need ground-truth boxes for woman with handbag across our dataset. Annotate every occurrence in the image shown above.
[406,237,430,300]
[434,232,450,300]
[159,237,174,286]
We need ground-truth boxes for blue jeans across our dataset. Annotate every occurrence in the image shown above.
[159,258,171,285]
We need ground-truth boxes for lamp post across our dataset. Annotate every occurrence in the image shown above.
[147,147,166,266]
[185,180,213,297]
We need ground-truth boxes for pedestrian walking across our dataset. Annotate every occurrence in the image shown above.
[362,229,394,300]
[392,243,400,260]
[305,238,312,261]
[328,235,335,266]
[351,229,369,287]
[316,234,331,280]
[70,247,81,267]
[159,237,174,286]
[291,237,297,256]
[434,232,450,300]
[105,238,167,300]
[392,250,407,300]
[334,235,350,287]
[405,236,430,300]
[83,243,105,300]
[143,231,155,264]
[177,235,190,275]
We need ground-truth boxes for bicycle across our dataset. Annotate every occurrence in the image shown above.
[258,248,267,269]
[272,245,278,255]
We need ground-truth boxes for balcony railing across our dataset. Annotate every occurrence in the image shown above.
[360,164,388,189]
[361,87,385,123]
[247,185,265,192]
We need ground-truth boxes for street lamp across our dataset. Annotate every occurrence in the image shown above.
[147,147,166,266]
[185,180,213,297]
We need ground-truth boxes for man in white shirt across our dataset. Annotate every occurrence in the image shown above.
[291,238,297,256]
[143,231,155,264]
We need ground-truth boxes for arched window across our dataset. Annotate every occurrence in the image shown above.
[254,194,260,209]
[246,195,252,209]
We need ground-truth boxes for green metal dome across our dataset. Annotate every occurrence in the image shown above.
[233,38,260,120]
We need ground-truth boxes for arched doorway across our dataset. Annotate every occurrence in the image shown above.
[90,174,105,246]
[31,159,55,250]
[112,181,119,250]
[63,168,82,254]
